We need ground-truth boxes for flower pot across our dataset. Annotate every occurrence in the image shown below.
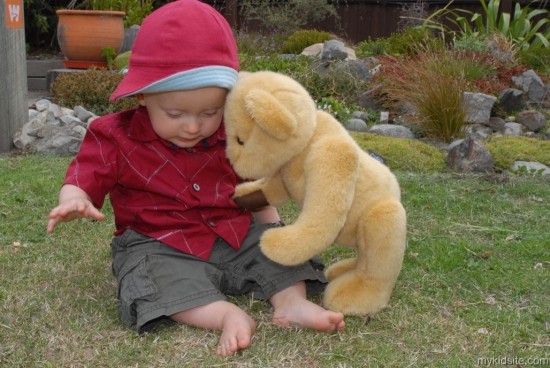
[56,10,125,69]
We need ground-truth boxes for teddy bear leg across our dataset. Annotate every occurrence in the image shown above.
[323,199,406,315]
[325,258,357,282]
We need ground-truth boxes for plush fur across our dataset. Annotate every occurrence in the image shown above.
[224,71,407,315]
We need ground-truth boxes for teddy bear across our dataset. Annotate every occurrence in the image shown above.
[224,70,407,315]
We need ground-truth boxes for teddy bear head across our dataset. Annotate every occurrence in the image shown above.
[224,71,317,179]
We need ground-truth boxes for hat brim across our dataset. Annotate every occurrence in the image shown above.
[111,65,238,101]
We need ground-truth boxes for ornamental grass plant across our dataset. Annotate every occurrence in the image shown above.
[376,50,470,142]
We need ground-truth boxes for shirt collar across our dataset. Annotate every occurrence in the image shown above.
[127,106,227,147]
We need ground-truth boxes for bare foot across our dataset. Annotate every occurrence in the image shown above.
[217,309,256,357]
[170,301,256,357]
[270,282,345,333]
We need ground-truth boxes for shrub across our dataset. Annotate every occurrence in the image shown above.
[315,96,356,122]
[240,54,311,74]
[376,51,471,142]
[355,28,443,58]
[236,31,286,57]
[50,68,138,115]
[281,29,333,54]
[239,0,340,35]
[517,46,550,74]
[295,66,368,107]
[239,55,366,107]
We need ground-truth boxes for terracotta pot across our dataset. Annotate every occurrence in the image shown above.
[56,10,125,69]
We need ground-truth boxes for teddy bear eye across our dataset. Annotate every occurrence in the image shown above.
[236,137,244,145]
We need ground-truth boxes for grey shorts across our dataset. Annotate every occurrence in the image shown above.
[110,223,327,333]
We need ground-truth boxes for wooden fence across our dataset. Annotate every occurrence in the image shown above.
[209,0,550,43]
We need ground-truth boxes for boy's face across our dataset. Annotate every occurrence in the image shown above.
[138,87,228,148]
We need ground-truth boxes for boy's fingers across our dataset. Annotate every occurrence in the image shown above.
[46,218,58,233]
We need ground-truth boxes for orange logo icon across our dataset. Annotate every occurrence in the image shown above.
[5,0,24,29]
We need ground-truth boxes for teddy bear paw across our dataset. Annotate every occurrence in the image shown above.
[234,181,263,197]
[323,273,392,315]
[260,227,313,266]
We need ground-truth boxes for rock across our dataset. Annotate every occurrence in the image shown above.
[34,98,53,112]
[14,100,89,155]
[512,69,547,103]
[463,92,497,124]
[33,128,83,156]
[465,123,494,139]
[497,88,526,113]
[59,114,87,127]
[74,105,96,122]
[511,161,550,176]
[485,116,506,132]
[351,110,372,121]
[13,130,36,149]
[302,41,356,60]
[446,137,494,173]
[369,124,414,139]
[345,118,369,132]
[301,43,323,57]
[503,122,523,136]
[321,40,355,61]
[332,59,372,81]
[516,110,547,132]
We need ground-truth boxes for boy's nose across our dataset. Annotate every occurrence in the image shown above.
[183,120,201,135]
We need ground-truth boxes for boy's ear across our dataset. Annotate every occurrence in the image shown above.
[137,94,146,106]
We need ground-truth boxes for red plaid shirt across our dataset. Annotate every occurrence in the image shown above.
[63,106,252,259]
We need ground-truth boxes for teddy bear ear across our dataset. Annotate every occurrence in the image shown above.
[244,89,297,140]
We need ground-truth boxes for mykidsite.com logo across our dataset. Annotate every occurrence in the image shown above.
[477,356,550,366]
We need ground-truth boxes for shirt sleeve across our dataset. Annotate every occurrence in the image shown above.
[63,117,119,209]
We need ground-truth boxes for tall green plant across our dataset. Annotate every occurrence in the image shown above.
[421,0,550,50]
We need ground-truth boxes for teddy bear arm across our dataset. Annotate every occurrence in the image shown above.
[295,140,359,233]
[261,143,360,265]
[261,172,290,207]
[233,179,265,198]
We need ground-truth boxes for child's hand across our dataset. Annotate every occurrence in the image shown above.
[46,185,105,233]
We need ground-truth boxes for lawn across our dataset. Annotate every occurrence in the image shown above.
[1,154,548,367]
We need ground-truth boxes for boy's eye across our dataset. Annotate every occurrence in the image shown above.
[202,109,219,117]
[236,137,244,145]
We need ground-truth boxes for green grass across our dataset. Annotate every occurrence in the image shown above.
[1,155,549,367]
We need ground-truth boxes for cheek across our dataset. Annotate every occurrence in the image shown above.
[201,116,222,135]
[150,115,178,138]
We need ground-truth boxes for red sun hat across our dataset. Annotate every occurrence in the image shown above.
[110,0,239,101]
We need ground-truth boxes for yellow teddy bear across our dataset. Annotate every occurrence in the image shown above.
[224,71,407,315]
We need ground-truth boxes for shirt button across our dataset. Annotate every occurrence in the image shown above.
[192,183,200,191]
